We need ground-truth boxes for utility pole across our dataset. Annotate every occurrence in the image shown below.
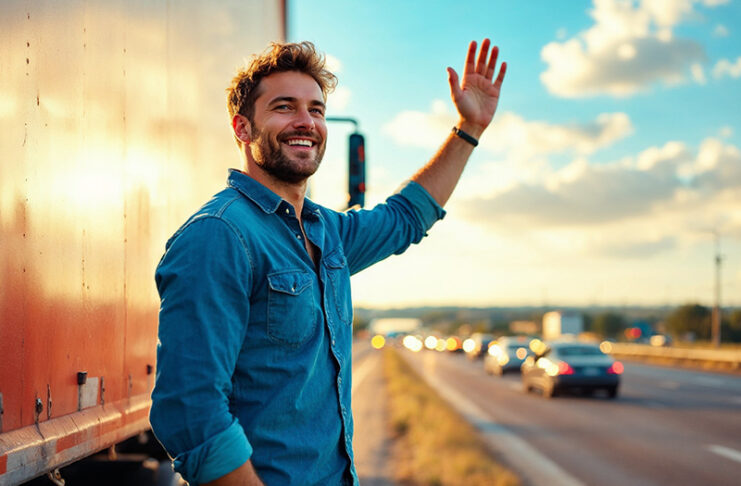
[712,231,723,348]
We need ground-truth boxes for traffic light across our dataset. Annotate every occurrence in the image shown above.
[348,133,365,208]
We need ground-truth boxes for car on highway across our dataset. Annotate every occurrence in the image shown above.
[464,332,495,360]
[521,341,623,398]
[484,336,533,375]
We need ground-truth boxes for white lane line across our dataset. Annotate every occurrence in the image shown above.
[420,356,585,486]
[352,352,378,396]
[707,445,741,464]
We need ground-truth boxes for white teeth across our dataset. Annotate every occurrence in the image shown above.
[286,139,313,147]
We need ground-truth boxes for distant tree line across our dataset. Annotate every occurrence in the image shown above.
[584,305,741,343]
[354,304,741,343]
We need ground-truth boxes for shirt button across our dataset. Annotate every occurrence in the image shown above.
[285,208,290,215]
[296,234,302,239]
[332,339,336,346]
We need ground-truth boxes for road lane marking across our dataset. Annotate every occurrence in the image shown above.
[352,353,378,396]
[707,445,741,464]
[420,360,585,486]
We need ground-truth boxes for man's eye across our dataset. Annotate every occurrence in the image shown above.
[311,108,325,115]
[275,105,291,111]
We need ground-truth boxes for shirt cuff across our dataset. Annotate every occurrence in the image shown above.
[172,419,253,485]
[396,180,446,231]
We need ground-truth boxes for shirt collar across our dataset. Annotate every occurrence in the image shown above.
[227,169,322,219]
[301,197,322,221]
[227,169,284,214]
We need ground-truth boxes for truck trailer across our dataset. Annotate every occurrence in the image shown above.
[0,2,285,484]
[542,311,584,341]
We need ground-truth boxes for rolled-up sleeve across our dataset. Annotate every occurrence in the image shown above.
[396,180,446,232]
[150,216,253,485]
[332,180,446,275]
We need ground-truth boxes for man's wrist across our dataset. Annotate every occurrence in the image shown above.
[455,120,484,140]
[452,126,479,147]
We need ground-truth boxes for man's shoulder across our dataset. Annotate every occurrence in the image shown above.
[197,187,247,218]
[165,187,255,245]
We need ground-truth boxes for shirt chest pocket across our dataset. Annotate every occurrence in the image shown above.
[324,249,352,326]
[266,270,316,347]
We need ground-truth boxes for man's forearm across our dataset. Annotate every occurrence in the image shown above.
[202,460,264,486]
[410,120,482,207]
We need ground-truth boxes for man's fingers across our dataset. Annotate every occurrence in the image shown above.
[486,46,499,80]
[465,40,477,73]
[447,67,462,98]
[495,61,507,87]
[476,38,490,74]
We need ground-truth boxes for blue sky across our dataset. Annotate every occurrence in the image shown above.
[288,0,741,308]
[1,1,738,309]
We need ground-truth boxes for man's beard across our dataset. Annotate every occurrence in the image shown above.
[250,127,325,184]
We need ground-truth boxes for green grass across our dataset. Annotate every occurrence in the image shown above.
[382,347,521,486]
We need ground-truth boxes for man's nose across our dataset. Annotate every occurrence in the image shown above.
[292,108,315,130]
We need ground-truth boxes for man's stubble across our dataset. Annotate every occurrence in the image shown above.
[250,125,326,184]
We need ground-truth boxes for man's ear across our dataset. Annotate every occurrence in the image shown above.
[232,114,251,144]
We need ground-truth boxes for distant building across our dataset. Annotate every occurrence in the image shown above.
[510,320,538,335]
[542,311,584,340]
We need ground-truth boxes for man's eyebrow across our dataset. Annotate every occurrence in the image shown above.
[268,96,326,109]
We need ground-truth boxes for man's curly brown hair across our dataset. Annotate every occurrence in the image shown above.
[227,41,337,129]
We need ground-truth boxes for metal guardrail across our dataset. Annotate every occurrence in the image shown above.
[606,343,741,369]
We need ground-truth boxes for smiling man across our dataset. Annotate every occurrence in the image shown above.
[150,40,505,486]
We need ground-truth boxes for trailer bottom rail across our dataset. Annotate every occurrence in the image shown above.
[0,394,151,485]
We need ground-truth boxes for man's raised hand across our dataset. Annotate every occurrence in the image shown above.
[447,39,506,134]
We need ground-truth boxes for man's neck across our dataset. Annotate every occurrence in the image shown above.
[240,162,308,218]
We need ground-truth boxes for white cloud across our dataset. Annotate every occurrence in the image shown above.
[382,102,633,159]
[539,0,724,98]
[713,24,729,37]
[325,54,343,74]
[381,100,455,150]
[328,85,351,112]
[457,138,741,238]
[719,126,733,138]
[691,63,706,84]
[593,236,678,258]
[712,56,741,78]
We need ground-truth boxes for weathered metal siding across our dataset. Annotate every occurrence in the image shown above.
[0,1,285,483]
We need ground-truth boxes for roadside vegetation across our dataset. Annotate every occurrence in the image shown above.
[382,347,520,486]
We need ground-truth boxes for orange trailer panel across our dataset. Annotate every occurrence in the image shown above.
[0,1,286,484]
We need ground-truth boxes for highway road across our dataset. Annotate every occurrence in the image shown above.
[399,348,741,486]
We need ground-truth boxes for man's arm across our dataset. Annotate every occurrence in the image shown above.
[151,217,254,485]
[203,460,264,486]
[411,38,506,206]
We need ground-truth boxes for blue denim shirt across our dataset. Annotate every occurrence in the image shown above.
[151,169,445,485]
